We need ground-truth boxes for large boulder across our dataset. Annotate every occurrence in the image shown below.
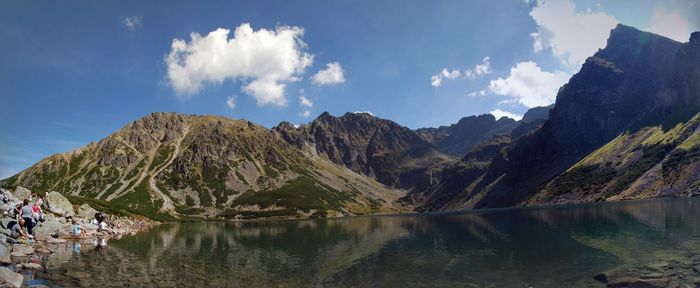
[0,267,23,288]
[34,215,69,238]
[76,203,99,221]
[45,191,74,217]
[13,186,31,201]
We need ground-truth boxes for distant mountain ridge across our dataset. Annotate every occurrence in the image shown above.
[2,24,700,220]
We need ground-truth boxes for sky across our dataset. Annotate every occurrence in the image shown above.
[1,0,698,179]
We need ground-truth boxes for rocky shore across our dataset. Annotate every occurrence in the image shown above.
[0,187,156,287]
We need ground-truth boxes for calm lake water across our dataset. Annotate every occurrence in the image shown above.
[25,197,700,287]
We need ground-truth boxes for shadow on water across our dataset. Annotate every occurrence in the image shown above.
[35,198,700,287]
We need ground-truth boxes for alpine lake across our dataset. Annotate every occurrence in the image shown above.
[22,197,700,287]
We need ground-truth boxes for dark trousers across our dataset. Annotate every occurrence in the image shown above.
[22,217,34,235]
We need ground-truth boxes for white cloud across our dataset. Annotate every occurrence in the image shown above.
[465,57,491,79]
[300,110,312,118]
[165,23,314,106]
[353,111,374,116]
[646,10,690,42]
[468,90,487,97]
[490,109,523,121]
[123,16,142,30]
[312,62,345,85]
[488,61,569,108]
[529,0,618,66]
[226,96,236,109]
[299,96,313,107]
[432,57,491,87]
[431,68,460,87]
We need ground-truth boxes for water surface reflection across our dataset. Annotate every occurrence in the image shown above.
[38,198,700,287]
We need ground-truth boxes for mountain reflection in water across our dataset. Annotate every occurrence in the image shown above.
[35,198,700,287]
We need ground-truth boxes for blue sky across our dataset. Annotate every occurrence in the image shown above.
[1,0,698,179]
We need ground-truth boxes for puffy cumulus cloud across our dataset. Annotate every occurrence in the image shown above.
[647,10,691,42]
[465,57,491,79]
[529,0,618,66]
[123,16,142,30]
[312,62,345,85]
[488,61,569,108]
[490,109,523,121]
[300,110,312,118]
[226,96,236,109]
[299,96,313,107]
[165,23,314,106]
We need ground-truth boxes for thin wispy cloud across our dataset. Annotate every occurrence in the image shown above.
[123,16,142,30]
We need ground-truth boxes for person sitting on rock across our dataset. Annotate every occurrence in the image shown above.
[71,219,87,238]
[8,218,33,241]
[31,202,44,224]
[20,199,35,235]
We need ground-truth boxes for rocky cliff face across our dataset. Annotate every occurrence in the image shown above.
[419,24,690,211]
[415,114,518,156]
[275,112,457,192]
[529,30,700,205]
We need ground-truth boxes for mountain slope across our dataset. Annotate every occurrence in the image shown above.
[0,113,406,220]
[419,24,689,211]
[275,112,457,192]
[530,31,700,205]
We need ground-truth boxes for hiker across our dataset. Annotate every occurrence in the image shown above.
[31,201,44,224]
[20,199,35,235]
[8,218,32,240]
[71,219,87,237]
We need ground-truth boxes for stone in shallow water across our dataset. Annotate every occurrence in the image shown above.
[0,267,23,288]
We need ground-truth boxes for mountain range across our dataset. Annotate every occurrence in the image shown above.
[2,24,700,220]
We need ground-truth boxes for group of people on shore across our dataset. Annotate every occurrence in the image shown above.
[4,192,45,242]
[1,190,113,242]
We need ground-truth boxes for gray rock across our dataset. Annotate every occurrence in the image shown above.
[13,186,32,201]
[45,191,75,217]
[76,203,99,221]
[0,267,23,288]
[0,245,10,264]
[12,244,33,255]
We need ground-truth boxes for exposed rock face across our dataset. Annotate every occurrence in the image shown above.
[416,114,517,156]
[275,112,457,191]
[419,24,690,210]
